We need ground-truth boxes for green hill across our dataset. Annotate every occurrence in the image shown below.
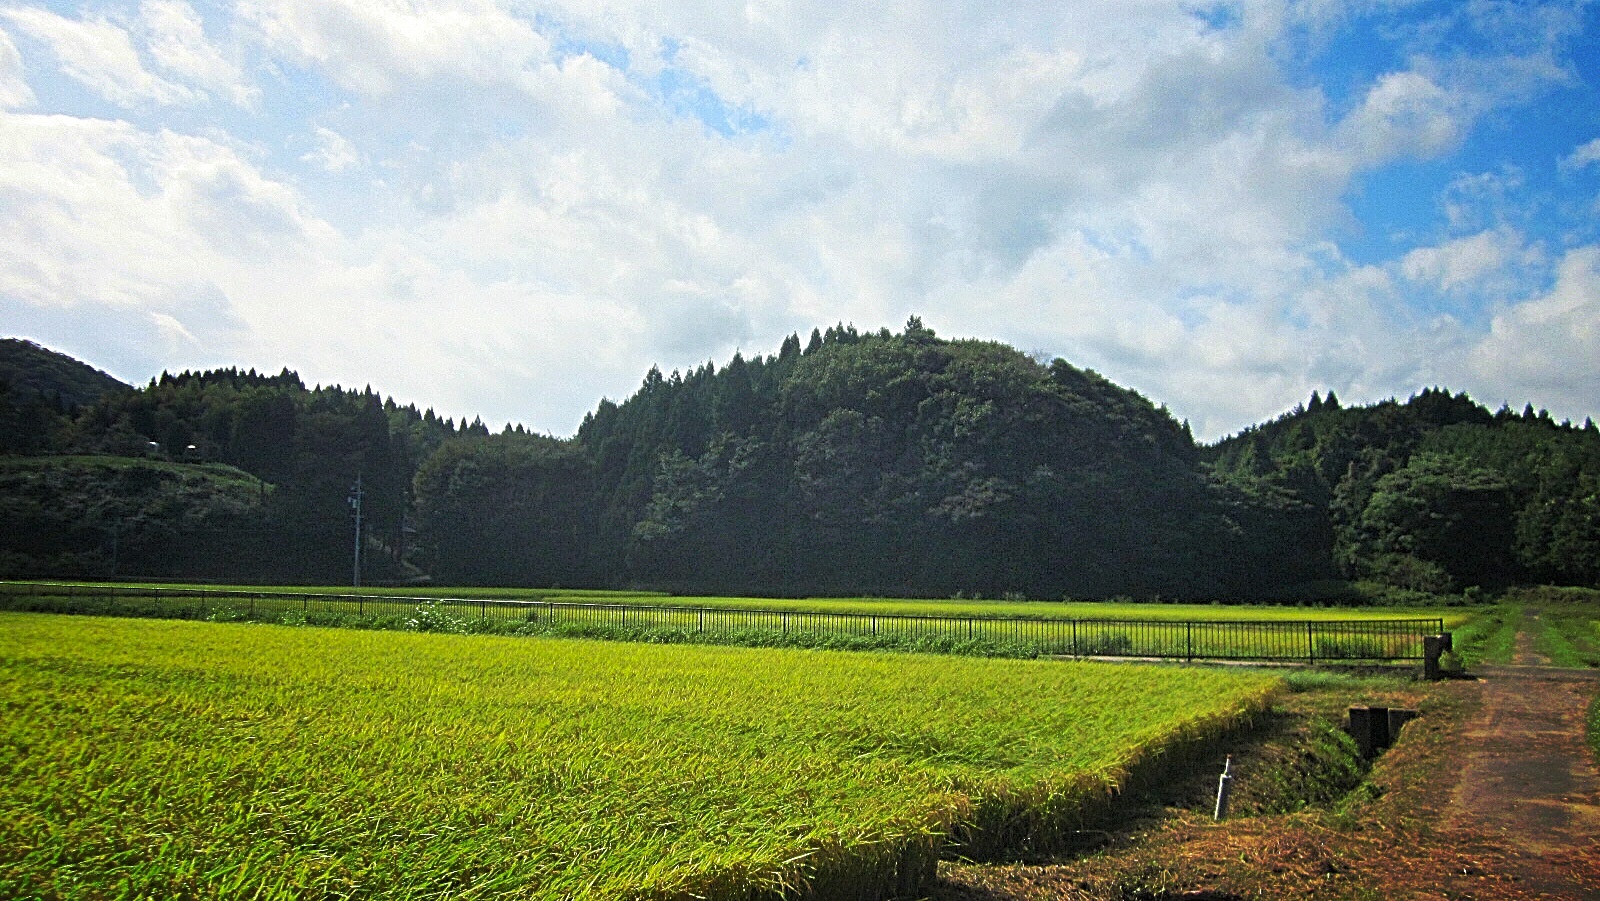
[1206,389,1600,591]
[0,456,269,579]
[5,329,1598,596]
[420,320,1257,597]
[1,338,134,455]
[0,338,130,408]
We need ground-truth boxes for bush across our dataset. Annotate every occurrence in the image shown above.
[1077,632,1134,656]
[405,599,469,634]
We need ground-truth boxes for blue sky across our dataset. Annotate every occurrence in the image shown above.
[2,0,1598,440]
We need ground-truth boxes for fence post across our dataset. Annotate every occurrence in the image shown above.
[1307,621,1315,665]
[1186,621,1193,662]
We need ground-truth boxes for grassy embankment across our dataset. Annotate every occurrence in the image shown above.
[0,613,1279,900]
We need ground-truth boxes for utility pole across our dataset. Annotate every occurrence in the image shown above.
[348,474,364,588]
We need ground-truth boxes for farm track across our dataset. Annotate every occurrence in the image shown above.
[929,626,1600,900]
[1444,623,1600,898]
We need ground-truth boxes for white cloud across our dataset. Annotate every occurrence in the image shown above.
[0,26,31,109]
[0,6,194,107]
[1465,246,1600,420]
[140,0,256,106]
[1400,229,1523,294]
[0,110,329,308]
[0,102,764,431]
[1561,137,1600,173]
[1440,167,1526,232]
[1337,71,1463,164]
[239,0,552,95]
[302,124,359,171]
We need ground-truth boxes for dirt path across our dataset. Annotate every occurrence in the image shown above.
[1444,619,1600,897]
[930,628,1600,900]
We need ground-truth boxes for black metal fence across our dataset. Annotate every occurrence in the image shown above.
[0,582,1447,664]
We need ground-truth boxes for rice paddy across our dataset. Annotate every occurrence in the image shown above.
[1,613,1280,900]
[3,581,1473,623]
[0,581,1461,663]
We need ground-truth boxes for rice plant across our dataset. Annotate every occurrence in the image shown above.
[0,613,1278,900]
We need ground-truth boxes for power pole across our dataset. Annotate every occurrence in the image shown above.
[348,474,364,588]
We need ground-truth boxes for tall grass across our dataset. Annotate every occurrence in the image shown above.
[0,613,1278,900]
[1588,694,1600,763]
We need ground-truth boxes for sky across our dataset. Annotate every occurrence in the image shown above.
[2,0,1598,442]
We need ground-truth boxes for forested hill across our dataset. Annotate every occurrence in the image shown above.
[1,339,132,455]
[1206,388,1600,591]
[0,358,500,581]
[3,324,1599,597]
[0,338,130,407]
[418,319,1229,597]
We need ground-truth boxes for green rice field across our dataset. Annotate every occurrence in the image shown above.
[0,581,1464,663]
[7,580,1471,622]
[0,613,1280,900]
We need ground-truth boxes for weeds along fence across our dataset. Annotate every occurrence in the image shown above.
[0,581,1447,664]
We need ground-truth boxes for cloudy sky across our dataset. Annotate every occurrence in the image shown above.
[2,0,1598,440]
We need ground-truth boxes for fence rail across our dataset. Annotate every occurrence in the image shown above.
[0,581,1447,664]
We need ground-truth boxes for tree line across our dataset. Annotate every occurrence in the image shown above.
[3,328,1597,597]
[1207,387,1600,593]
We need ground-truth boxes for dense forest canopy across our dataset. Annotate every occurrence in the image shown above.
[3,324,1598,598]
[1206,387,1600,592]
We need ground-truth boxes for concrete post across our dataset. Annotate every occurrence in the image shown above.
[1387,708,1418,740]
[1423,634,1447,680]
[1347,706,1390,758]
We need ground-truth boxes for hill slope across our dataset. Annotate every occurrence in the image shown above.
[0,456,268,578]
[0,338,130,407]
[418,320,1271,597]
[1206,389,1600,590]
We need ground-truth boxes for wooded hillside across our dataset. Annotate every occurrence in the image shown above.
[1207,388,1600,592]
[3,324,1597,598]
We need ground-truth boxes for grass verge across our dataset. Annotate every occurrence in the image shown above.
[1516,586,1600,669]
